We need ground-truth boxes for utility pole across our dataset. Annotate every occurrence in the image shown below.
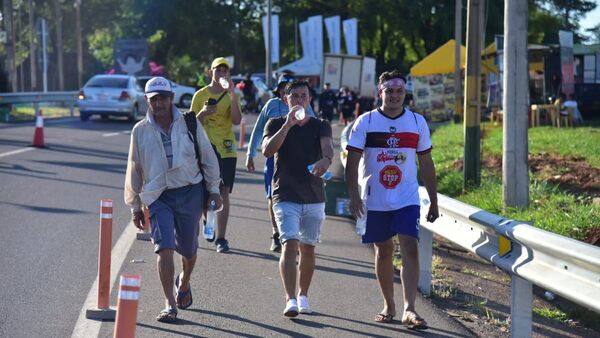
[3,0,16,91]
[17,3,24,91]
[75,0,82,88]
[454,0,463,120]
[53,0,64,90]
[463,0,485,188]
[265,0,272,88]
[503,0,529,209]
[29,0,36,91]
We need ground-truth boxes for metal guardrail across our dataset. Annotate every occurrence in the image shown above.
[417,187,600,337]
[0,91,79,121]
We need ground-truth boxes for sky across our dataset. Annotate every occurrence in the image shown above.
[580,3,600,31]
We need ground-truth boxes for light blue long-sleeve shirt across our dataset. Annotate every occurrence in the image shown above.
[246,97,316,158]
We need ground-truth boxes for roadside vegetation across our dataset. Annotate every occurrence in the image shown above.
[432,121,600,242]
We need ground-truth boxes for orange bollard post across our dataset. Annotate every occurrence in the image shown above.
[136,207,151,241]
[86,199,117,320]
[30,109,47,148]
[238,118,246,150]
[113,275,141,338]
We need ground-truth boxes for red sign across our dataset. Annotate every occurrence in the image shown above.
[379,165,402,189]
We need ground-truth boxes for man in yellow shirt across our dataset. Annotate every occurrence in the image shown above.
[191,57,242,253]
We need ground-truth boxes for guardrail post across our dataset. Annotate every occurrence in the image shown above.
[69,101,75,117]
[511,275,532,337]
[418,227,433,296]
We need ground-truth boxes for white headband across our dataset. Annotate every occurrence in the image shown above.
[379,78,406,90]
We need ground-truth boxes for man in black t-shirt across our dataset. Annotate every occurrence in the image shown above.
[262,80,333,318]
[318,82,337,122]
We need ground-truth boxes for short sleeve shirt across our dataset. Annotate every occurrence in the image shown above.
[264,117,332,204]
[346,108,432,211]
[190,87,241,158]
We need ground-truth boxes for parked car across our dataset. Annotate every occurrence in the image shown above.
[77,74,147,122]
[231,75,274,112]
[137,76,196,108]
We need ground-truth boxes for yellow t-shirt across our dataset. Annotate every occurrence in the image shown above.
[190,87,241,158]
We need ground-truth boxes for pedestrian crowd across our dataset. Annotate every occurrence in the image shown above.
[124,60,439,331]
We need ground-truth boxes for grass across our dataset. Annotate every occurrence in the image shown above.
[6,105,77,121]
[533,307,570,324]
[431,121,600,241]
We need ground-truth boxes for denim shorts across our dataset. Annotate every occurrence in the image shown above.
[148,182,203,258]
[272,202,326,246]
[361,205,421,244]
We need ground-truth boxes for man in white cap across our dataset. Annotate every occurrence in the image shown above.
[125,76,222,323]
[346,70,438,330]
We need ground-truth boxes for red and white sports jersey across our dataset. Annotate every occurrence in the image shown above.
[346,108,432,211]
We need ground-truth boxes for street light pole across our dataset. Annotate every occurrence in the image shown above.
[75,0,83,88]
[29,0,37,91]
[265,0,272,88]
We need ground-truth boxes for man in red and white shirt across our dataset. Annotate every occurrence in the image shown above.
[346,70,439,330]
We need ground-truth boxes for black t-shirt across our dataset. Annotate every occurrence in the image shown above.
[263,117,332,204]
[319,90,337,111]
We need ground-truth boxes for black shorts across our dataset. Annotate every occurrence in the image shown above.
[219,157,237,193]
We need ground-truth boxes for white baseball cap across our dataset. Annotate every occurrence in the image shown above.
[144,76,172,98]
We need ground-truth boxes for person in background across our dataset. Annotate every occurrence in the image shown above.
[246,75,316,252]
[241,73,258,113]
[346,70,438,331]
[563,93,584,125]
[262,80,333,317]
[338,86,357,126]
[125,77,222,323]
[318,82,337,122]
[191,57,242,253]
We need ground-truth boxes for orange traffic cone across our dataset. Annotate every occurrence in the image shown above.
[30,109,47,148]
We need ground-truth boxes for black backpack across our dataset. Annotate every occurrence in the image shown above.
[183,111,222,207]
[183,111,202,170]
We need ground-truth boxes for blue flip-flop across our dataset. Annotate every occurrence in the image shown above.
[175,274,193,310]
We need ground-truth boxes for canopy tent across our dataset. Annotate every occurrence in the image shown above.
[410,39,466,77]
[277,57,322,76]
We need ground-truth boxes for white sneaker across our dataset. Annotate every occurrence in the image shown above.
[283,299,299,317]
[298,295,312,314]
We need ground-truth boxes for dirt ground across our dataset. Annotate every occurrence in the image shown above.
[428,153,600,337]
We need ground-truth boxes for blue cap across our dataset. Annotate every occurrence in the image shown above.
[272,74,294,93]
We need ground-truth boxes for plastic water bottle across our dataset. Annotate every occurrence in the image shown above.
[307,164,332,180]
[219,77,229,90]
[355,200,367,236]
[204,200,222,241]
[294,106,306,120]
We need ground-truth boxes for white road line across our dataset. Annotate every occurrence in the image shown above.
[0,147,35,159]
[71,223,138,338]
[102,131,131,137]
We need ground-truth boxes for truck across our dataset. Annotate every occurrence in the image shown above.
[321,54,377,98]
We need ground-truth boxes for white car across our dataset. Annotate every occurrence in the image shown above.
[77,74,148,122]
[137,76,196,108]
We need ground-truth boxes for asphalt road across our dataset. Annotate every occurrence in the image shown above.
[0,114,473,338]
